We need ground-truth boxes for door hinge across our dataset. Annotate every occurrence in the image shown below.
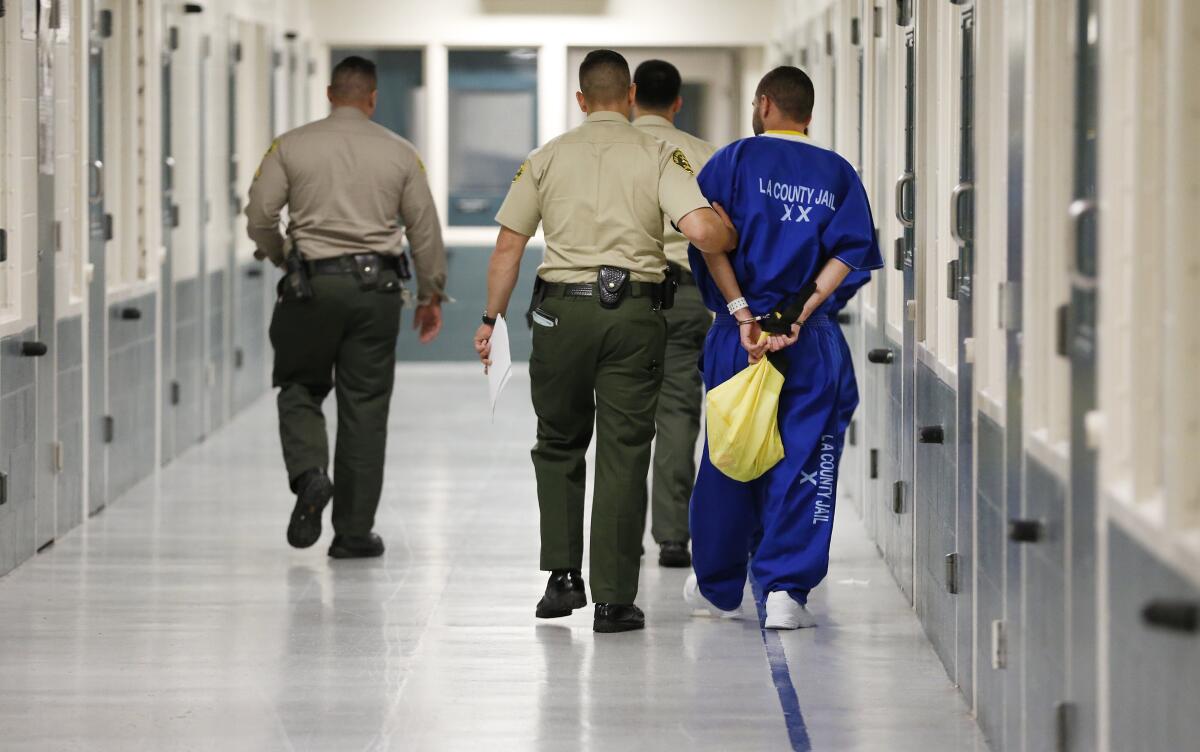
[869,449,879,479]
[893,236,905,271]
[234,348,244,369]
[826,31,834,56]
[848,419,858,447]
[167,26,179,51]
[991,620,1008,669]
[851,17,861,46]
[102,415,115,444]
[201,34,211,59]
[232,41,243,63]
[104,213,114,241]
[0,227,7,262]
[307,58,317,77]
[52,441,65,474]
[874,4,884,37]
[0,0,6,19]
[945,552,960,594]
[1055,702,1075,752]
[1056,303,1070,357]
[998,281,1021,331]
[947,259,960,300]
[169,203,181,229]
[98,9,113,38]
[0,471,8,505]
[272,50,282,68]
[897,0,913,27]
[170,380,181,406]
[892,480,904,514]
[53,220,63,253]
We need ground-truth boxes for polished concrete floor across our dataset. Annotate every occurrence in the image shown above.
[0,365,987,751]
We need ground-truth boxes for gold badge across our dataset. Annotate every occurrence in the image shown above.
[512,161,528,183]
[671,149,694,175]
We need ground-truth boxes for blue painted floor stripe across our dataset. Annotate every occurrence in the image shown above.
[752,578,813,752]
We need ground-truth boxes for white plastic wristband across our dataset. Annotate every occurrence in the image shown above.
[727,297,749,315]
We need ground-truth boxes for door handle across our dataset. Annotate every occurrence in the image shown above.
[949,181,973,246]
[919,425,945,444]
[894,172,915,228]
[867,348,894,364]
[119,307,142,321]
[1142,600,1198,634]
[1008,519,1044,543]
[21,341,49,357]
[90,160,105,201]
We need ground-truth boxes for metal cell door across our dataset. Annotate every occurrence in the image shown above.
[1065,0,1100,748]
[86,1,112,515]
[160,19,177,462]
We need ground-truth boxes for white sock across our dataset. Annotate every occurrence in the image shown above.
[763,590,817,630]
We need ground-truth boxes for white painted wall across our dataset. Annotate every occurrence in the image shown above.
[307,0,775,244]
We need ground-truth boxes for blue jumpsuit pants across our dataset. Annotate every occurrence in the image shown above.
[690,311,858,611]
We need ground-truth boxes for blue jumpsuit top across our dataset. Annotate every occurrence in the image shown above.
[687,132,883,318]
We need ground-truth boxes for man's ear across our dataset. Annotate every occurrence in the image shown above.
[801,115,813,131]
[672,95,683,116]
[628,84,637,108]
[369,90,378,110]
[326,85,335,104]
[760,95,773,121]
[576,91,588,114]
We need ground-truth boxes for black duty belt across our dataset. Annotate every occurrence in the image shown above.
[305,253,401,276]
[541,281,662,299]
[668,263,697,287]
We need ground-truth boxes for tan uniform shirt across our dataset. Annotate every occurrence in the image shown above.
[245,106,447,303]
[632,114,718,272]
[495,110,710,284]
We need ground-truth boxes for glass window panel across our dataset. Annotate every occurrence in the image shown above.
[329,48,425,148]
[447,49,538,227]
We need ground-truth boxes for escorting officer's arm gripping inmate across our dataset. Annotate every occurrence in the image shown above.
[246,139,289,266]
[400,155,448,306]
[660,144,738,254]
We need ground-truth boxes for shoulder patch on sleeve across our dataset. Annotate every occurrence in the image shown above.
[254,139,281,179]
[670,148,694,175]
[512,161,529,183]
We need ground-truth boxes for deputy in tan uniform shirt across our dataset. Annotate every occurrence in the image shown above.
[631,59,719,571]
[472,49,738,634]
[246,55,447,560]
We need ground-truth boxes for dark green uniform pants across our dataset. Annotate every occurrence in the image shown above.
[530,292,667,605]
[650,284,711,544]
[270,274,402,537]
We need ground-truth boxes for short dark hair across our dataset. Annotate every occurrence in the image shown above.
[633,59,682,110]
[755,66,815,122]
[579,49,631,104]
[330,55,377,101]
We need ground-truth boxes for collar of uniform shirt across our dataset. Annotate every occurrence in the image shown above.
[632,114,674,128]
[585,111,630,124]
[330,106,369,120]
[763,129,810,140]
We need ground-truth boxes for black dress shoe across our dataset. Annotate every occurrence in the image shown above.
[536,569,587,618]
[328,533,385,559]
[658,541,692,568]
[594,603,645,633]
[287,469,333,549]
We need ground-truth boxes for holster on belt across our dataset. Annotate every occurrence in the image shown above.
[526,277,547,328]
[281,250,314,302]
[659,265,679,311]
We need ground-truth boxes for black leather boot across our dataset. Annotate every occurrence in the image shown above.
[287,469,333,549]
[536,569,588,618]
[658,541,691,568]
[328,532,386,559]
[593,603,645,633]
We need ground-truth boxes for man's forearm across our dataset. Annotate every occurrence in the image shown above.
[807,257,853,311]
[485,228,530,317]
[701,251,748,312]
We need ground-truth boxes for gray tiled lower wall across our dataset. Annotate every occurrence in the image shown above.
[172,276,206,453]
[107,293,158,502]
[209,268,227,431]
[0,329,39,577]
[975,412,1006,750]
[1108,523,1200,752]
[56,316,85,538]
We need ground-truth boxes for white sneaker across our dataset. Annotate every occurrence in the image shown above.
[763,591,817,630]
[683,573,743,619]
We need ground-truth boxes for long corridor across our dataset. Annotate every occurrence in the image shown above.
[0,366,985,751]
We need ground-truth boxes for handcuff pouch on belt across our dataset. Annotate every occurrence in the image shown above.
[598,266,630,309]
[759,280,818,334]
[526,277,547,329]
[281,251,314,302]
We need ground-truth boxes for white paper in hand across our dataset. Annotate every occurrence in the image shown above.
[487,315,513,420]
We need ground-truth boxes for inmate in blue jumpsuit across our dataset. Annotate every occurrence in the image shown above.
[686,132,883,611]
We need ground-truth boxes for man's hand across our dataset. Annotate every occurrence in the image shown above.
[765,323,802,353]
[474,323,494,373]
[736,310,769,364]
[414,300,443,344]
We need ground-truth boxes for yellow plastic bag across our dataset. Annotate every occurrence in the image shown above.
[705,350,786,482]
